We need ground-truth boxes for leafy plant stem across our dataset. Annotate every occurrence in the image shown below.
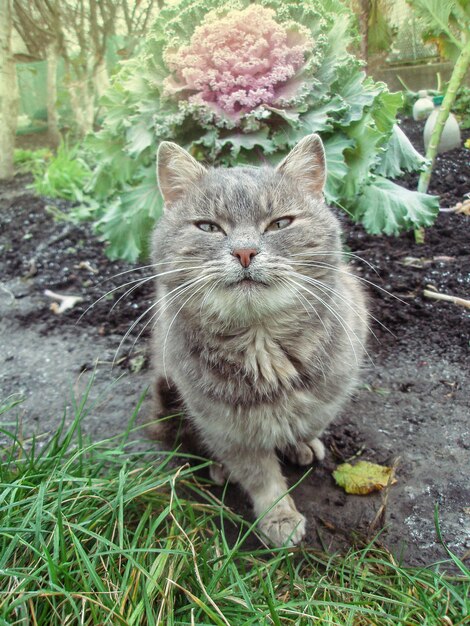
[414,227,425,244]
[418,38,470,195]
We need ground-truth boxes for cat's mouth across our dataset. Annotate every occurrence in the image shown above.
[234,277,268,288]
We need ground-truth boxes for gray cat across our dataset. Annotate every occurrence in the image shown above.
[149,134,368,547]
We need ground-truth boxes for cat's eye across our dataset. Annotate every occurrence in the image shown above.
[265,217,294,232]
[195,221,223,233]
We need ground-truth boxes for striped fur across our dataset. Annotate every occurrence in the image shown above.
[150,135,368,546]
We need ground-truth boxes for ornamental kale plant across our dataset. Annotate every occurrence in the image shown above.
[89,0,439,261]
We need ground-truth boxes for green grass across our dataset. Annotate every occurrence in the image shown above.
[0,389,468,625]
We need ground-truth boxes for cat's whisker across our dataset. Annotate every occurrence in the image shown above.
[128,273,219,357]
[130,281,201,354]
[292,271,378,339]
[281,276,329,334]
[102,258,207,283]
[162,278,217,384]
[276,276,332,384]
[154,271,220,328]
[109,265,209,313]
[292,272,380,349]
[182,177,215,208]
[291,251,379,275]
[280,280,332,383]
[198,277,224,315]
[80,265,208,322]
[299,277,373,366]
[277,277,312,318]
[288,278,365,367]
[113,275,211,364]
[288,260,406,304]
[299,272,394,340]
[152,272,220,325]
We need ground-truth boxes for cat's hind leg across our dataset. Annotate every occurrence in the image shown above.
[146,376,182,443]
[209,462,228,486]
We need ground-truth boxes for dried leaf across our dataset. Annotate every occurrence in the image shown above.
[333,460,397,495]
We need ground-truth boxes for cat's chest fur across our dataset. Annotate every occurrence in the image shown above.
[221,325,298,386]
[177,314,327,409]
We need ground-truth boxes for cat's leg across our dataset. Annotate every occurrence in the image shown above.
[283,438,325,466]
[221,448,306,546]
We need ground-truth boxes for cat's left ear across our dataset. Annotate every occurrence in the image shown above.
[157,141,207,206]
[276,134,326,198]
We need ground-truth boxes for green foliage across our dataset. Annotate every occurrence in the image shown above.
[453,85,470,129]
[33,142,93,203]
[13,148,53,175]
[358,176,440,235]
[88,0,438,261]
[368,0,393,53]
[407,0,470,195]
[375,124,429,179]
[407,0,470,63]
[0,392,468,624]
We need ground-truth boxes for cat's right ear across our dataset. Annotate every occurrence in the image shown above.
[276,134,326,198]
[157,142,206,206]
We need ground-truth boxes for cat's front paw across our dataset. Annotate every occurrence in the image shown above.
[284,442,314,466]
[258,504,306,547]
[283,438,325,466]
[309,437,325,461]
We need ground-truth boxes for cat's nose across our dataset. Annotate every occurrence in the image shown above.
[232,248,258,268]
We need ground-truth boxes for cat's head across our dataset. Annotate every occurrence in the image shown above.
[154,134,342,323]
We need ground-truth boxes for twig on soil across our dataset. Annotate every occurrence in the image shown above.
[440,198,470,215]
[44,289,84,314]
[423,287,470,310]
[368,457,400,537]
[77,260,98,274]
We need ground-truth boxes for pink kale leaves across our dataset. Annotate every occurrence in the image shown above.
[163,5,312,119]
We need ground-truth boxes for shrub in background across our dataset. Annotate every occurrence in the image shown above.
[13,148,53,175]
[32,142,92,203]
[453,86,470,130]
[88,0,439,261]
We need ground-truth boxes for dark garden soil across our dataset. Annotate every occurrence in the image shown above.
[1,120,469,567]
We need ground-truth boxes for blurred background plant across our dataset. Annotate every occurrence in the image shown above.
[87,0,438,260]
[13,147,53,175]
[453,86,470,130]
[32,141,93,202]
[1,0,469,257]
[405,0,470,195]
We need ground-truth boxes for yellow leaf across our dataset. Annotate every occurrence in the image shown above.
[333,461,397,495]
[465,138,470,150]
